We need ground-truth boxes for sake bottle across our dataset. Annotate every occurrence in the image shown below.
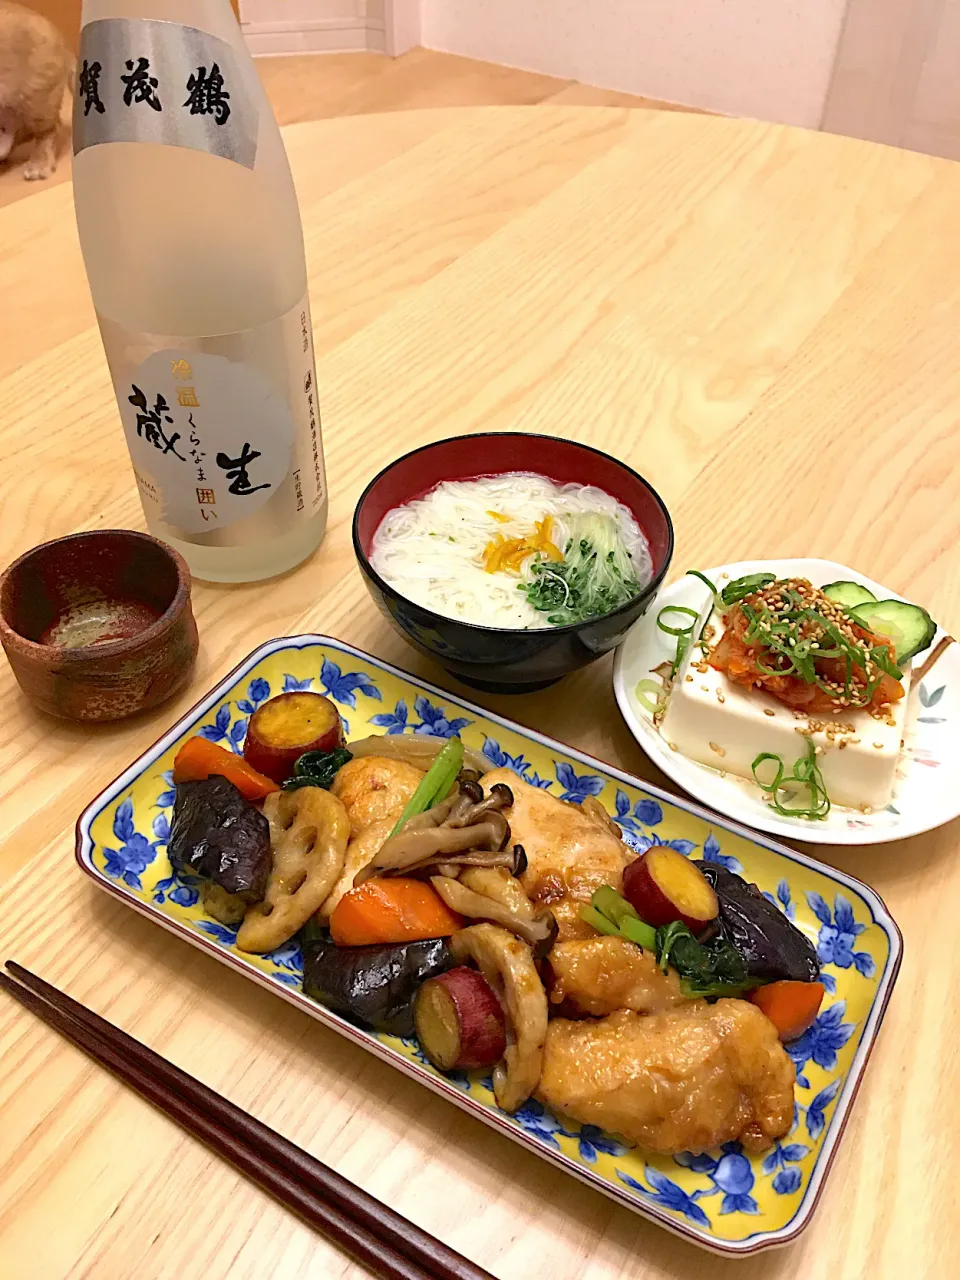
[72,0,328,582]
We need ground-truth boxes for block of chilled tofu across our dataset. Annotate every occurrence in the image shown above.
[659,607,910,811]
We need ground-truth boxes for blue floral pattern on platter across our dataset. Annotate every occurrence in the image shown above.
[77,636,901,1254]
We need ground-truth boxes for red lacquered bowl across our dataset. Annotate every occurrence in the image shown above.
[353,433,674,693]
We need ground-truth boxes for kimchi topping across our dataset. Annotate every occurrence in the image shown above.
[708,577,904,716]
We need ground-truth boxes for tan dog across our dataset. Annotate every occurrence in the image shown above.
[0,1,74,181]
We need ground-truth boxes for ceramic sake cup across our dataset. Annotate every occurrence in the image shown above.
[0,530,199,721]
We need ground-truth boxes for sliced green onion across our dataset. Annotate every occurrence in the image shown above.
[737,592,901,706]
[390,737,464,835]
[656,605,699,637]
[657,604,698,676]
[752,752,785,794]
[720,572,776,605]
[686,569,720,599]
[752,739,831,820]
[634,678,666,715]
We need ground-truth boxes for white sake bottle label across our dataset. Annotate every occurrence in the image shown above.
[102,294,326,544]
[75,18,259,168]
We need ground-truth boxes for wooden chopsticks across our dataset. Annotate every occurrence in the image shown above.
[0,962,495,1280]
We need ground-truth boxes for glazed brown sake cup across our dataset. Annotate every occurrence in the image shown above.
[0,530,199,722]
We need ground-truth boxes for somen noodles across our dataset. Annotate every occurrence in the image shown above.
[370,473,652,629]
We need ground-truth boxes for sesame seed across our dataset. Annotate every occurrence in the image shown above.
[708,742,726,757]
[668,741,678,751]
[685,674,693,683]
[764,708,775,717]
[717,691,726,703]
[873,742,884,750]
[839,740,847,750]
[701,684,710,693]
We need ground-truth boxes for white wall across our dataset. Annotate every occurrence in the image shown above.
[240,0,386,53]
[421,0,850,127]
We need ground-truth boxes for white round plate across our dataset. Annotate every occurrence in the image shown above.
[613,558,960,845]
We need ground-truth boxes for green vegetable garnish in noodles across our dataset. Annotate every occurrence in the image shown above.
[752,738,831,820]
[521,513,641,626]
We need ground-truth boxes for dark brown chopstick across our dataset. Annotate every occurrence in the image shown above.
[2,963,495,1280]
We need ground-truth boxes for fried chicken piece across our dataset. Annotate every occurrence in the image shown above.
[331,756,424,836]
[482,769,634,941]
[538,1000,795,1155]
[547,937,689,1017]
[317,817,393,921]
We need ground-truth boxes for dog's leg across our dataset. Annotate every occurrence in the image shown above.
[22,129,58,181]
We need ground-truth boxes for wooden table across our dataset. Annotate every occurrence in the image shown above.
[0,106,957,1279]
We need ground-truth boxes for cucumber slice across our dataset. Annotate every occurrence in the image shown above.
[850,600,937,663]
[822,580,877,610]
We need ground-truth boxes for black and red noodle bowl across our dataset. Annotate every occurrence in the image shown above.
[353,433,674,693]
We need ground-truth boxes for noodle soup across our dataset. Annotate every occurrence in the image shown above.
[370,473,653,629]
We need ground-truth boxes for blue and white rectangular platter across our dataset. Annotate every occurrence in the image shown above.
[75,636,902,1255]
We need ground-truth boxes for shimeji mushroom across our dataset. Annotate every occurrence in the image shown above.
[353,783,519,884]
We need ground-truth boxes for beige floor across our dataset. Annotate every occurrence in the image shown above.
[0,47,697,210]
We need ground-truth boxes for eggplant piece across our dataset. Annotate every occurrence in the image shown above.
[169,776,271,903]
[302,936,453,1036]
[696,862,820,983]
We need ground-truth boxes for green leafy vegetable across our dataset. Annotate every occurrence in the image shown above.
[655,920,756,997]
[389,737,464,836]
[752,738,831,820]
[284,746,353,791]
[579,886,657,950]
[521,513,641,626]
[582,886,757,997]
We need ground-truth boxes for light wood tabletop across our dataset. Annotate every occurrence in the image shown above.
[0,105,958,1279]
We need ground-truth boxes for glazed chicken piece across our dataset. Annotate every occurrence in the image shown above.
[322,757,424,917]
[538,1000,795,1155]
[330,756,424,836]
[547,937,689,1017]
[317,818,392,921]
[482,769,634,941]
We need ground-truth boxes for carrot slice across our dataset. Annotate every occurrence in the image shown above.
[329,878,464,946]
[173,736,279,802]
[750,980,825,1041]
